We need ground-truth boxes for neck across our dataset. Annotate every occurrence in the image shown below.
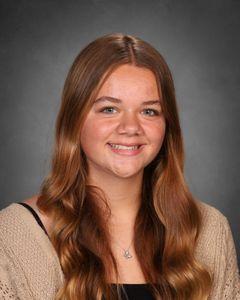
[87,168,143,225]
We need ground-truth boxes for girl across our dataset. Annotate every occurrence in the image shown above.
[0,33,239,300]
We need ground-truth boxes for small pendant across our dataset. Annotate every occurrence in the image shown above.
[123,250,132,259]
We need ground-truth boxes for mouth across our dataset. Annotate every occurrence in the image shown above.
[106,143,145,156]
[107,143,143,149]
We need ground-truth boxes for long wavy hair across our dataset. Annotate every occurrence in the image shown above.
[37,33,213,299]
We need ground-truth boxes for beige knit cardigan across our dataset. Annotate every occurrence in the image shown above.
[0,200,239,300]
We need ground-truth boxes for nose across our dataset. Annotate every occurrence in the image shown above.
[116,111,143,136]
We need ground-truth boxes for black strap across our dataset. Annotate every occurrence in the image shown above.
[17,202,49,238]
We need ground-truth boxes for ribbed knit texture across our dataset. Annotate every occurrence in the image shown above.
[0,200,239,300]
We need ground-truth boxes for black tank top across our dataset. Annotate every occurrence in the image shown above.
[17,202,155,300]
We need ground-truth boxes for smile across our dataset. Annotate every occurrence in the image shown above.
[108,143,141,150]
[107,143,144,156]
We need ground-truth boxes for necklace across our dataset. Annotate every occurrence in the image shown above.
[112,238,134,259]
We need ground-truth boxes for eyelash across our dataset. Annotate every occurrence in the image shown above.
[99,106,160,116]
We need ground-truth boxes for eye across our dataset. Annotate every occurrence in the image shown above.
[99,106,117,114]
[98,107,161,116]
[142,108,160,116]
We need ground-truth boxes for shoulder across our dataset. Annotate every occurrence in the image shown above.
[0,201,22,228]
[0,198,65,299]
[0,195,62,269]
[0,196,40,240]
[196,198,235,244]
[0,195,54,249]
[0,195,51,241]
[195,201,240,298]
[22,194,39,207]
[195,198,229,231]
[194,199,229,253]
[194,199,237,268]
[20,194,53,236]
[0,194,40,228]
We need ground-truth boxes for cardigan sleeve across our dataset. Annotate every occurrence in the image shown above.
[211,215,240,299]
[0,245,20,300]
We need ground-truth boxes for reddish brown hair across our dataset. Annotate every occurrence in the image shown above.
[37,33,213,299]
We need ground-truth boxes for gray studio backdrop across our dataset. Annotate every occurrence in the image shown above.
[0,0,239,268]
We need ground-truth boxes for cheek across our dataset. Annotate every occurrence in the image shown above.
[80,117,114,147]
[145,120,166,146]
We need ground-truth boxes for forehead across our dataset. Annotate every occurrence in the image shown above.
[96,64,161,99]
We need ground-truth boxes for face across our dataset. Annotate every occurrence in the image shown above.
[80,64,166,180]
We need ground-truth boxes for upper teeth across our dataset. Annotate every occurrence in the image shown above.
[109,143,139,150]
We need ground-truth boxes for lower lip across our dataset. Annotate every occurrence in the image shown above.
[107,144,144,156]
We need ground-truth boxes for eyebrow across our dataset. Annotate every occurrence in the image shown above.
[94,96,161,106]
